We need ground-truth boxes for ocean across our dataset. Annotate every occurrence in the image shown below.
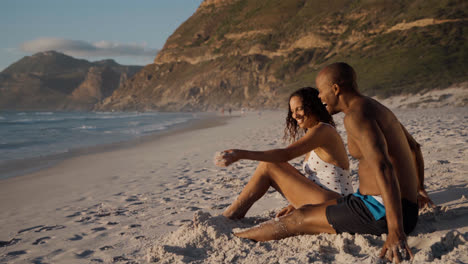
[0,111,198,179]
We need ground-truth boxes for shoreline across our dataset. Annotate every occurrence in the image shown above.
[0,112,230,180]
[0,110,281,236]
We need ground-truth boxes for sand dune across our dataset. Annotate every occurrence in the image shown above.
[376,83,468,109]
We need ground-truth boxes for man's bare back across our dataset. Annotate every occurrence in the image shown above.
[345,96,418,202]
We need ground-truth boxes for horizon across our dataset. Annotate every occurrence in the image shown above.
[0,0,203,71]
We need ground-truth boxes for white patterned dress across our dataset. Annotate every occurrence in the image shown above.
[302,150,353,196]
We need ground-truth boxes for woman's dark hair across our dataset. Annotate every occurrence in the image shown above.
[284,87,335,142]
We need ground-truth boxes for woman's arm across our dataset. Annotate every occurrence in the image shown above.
[216,124,332,166]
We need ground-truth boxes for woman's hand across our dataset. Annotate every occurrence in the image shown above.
[214,149,240,167]
[276,204,296,218]
[417,188,435,209]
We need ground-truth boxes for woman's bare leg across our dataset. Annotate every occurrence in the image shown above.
[234,200,337,241]
[222,162,340,219]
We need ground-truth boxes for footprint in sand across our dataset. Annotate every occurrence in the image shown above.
[341,238,367,258]
[202,196,214,201]
[18,225,45,234]
[113,256,130,262]
[32,236,51,245]
[418,230,467,261]
[75,249,94,258]
[34,225,66,233]
[32,248,64,263]
[182,206,202,212]
[66,212,82,218]
[68,234,84,241]
[76,216,93,223]
[0,238,21,247]
[6,250,28,257]
[91,227,107,232]
[99,245,113,251]
[114,208,128,216]
[125,195,140,202]
[161,197,172,203]
[211,203,230,210]
[167,219,191,226]
[177,175,189,181]
[31,256,48,264]
[75,197,87,202]
[95,212,111,217]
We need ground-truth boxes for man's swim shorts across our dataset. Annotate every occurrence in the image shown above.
[325,194,418,235]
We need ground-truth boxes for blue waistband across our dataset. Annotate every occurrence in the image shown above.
[353,189,386,220]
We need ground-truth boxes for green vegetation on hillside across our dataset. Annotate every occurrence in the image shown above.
[99,0,468,111]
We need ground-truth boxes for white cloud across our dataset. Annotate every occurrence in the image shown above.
[20,37,159,59]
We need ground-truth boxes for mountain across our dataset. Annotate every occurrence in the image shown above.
[0,51,142,110]
[98,0,467,111]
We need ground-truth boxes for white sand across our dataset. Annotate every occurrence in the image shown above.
[1,90,467,263]
[375,83,468,109]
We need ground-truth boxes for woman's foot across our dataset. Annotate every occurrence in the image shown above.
[222,199,249,219]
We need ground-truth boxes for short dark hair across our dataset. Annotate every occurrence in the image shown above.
[284,87,335,142]
[324,62,358,92]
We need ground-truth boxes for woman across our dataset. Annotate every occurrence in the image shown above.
[215,87,353,220]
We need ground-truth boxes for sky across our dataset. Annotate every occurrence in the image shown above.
[0,0,204,71]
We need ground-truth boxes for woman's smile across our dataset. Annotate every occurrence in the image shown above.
[290,95,318,128]
[295,116,305,126]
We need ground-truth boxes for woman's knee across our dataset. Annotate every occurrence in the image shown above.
[259,161,288,171]
[257,161,274,173]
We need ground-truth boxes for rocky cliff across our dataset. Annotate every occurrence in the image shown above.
[98,0,467,111]
[0,51,142,110]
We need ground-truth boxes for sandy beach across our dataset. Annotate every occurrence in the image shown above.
[1,90,467,263]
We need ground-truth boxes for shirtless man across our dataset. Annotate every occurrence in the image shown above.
[235,62,434,263]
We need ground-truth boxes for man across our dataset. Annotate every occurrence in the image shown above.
[235,62,434,263]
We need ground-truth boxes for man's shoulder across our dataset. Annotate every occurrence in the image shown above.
[346,97,383,117]
[343,109,367,134]
[344,98,370,119]
[344,97,379,130]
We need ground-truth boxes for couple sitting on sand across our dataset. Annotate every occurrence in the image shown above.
[215,62,435,263]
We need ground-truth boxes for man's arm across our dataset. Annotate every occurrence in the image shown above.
[400,123,424,189]
[400,123,434,208]
[345,112,411,262]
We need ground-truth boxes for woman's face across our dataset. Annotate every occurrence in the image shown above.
[289,96,318,129]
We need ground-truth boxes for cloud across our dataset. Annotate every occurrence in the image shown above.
[20,37,159,59]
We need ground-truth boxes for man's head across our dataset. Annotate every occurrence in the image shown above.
[316,62,358,115]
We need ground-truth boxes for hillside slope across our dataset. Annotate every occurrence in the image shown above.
[98,0,467,111]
